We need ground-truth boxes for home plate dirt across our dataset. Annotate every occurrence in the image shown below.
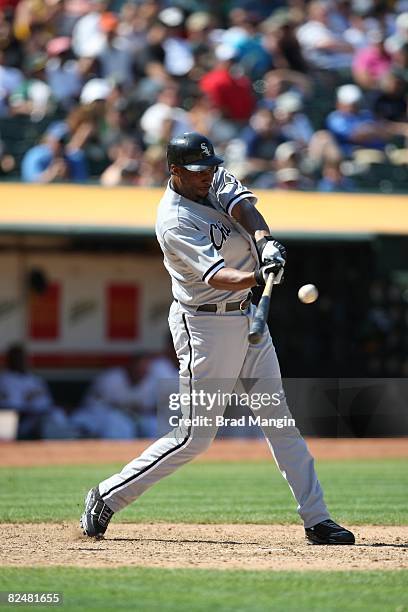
[2,524,408,571]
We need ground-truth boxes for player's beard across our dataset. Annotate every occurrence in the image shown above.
[171,178,211,202]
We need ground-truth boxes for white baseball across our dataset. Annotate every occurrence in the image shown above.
[298,284,319,304]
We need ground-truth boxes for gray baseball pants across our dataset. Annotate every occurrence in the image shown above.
[99,301,330,528]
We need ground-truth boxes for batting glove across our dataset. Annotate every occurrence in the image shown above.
[255,258,285,286]
[256,236,287,265]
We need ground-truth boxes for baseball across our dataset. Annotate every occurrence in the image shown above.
[298,284,319,304]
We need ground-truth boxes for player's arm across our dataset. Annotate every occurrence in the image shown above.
[208,268,257,290]
[230,198,269,243]
[231,198,287,268]
[208,263,281,290]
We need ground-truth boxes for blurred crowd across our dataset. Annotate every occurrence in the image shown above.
[0,0,406,190]
[0,342,179,439]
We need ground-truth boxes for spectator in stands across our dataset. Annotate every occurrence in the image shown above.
[71,353,156,438]
[200,44,256,123]
[342,11,372,50]
[101,88,133,148]
[115,1,150,58]
[96,12,135,88]
[296,0,354,71]
[0,49,23,117]
[131,17,167,86]
[0,9,14,50]
[370,70,408,121]
[21,121,88,182]
[9,53,54,121]
[273,90,314,148]
[45,37,83,111]
[385,12,408,56]
[261,12,308,73]
[13,0,62,43]
[185,90,242,149]
[137,144,168,187]
[140,81,192,146]
[240,107,284,176]
[100,137,143,186]
[391,40,408,80]
[326,0,354,35]
[257,69,312,112]
[71,78,116,170]
[221,7,273,80]
[157,7,194,77]
[0,343,78,439]
[273,140,300,171]
[275,167,311,190]
[71,0,110,59]
[185,11,214,79]
[186,91,217,137]
[317,160,356,192]
[352,29,392,90]
[145,335,179,435]
[326,84,408,158]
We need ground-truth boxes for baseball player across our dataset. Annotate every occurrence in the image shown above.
[81,132,355,546]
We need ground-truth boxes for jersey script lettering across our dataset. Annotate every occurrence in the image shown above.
[209,221,231,251]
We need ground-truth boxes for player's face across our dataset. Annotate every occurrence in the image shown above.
[171,165,217,201]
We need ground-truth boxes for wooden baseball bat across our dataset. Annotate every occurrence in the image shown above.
[248,273,275,345]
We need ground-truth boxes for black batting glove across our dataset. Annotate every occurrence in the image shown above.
[255,260,285,286]
[256,235,287,265]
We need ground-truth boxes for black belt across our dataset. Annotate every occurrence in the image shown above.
[175,293,252,313]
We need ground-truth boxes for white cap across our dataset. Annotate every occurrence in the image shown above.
[336,84,363,105]
[80,78,112,104]
[274,141,299,162]
[276,167,300,182]
[185,12,211,32]
[29,80,51,105]
[215,43,237,61]
[71,13,106,58]
[275,91,303,113]
[158,7,184,27]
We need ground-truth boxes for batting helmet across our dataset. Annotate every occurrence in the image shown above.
[167,132,224,171]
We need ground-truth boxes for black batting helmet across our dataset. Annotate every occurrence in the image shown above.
[167,132,224,172]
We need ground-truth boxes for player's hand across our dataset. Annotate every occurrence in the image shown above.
[255,259,284,286]
[256,235,287,265]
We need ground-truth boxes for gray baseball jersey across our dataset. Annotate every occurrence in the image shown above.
[156,167,259,305]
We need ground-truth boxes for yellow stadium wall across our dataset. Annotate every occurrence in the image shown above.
[1,184,408,235]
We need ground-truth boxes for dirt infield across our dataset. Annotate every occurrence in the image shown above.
[2,523,408,571]
[1,438,408,467]
[2,439,407,572]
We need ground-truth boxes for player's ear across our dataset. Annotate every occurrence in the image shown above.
[170,165,181,177]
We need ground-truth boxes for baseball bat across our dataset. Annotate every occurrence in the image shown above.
[248,273,275,345]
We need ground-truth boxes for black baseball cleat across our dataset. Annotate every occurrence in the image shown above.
[305,519,355,545]
[80,486,114,538]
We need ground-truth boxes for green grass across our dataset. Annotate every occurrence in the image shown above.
[1,459,407,525]
[1,568,407,611]
[1,461,407,612]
